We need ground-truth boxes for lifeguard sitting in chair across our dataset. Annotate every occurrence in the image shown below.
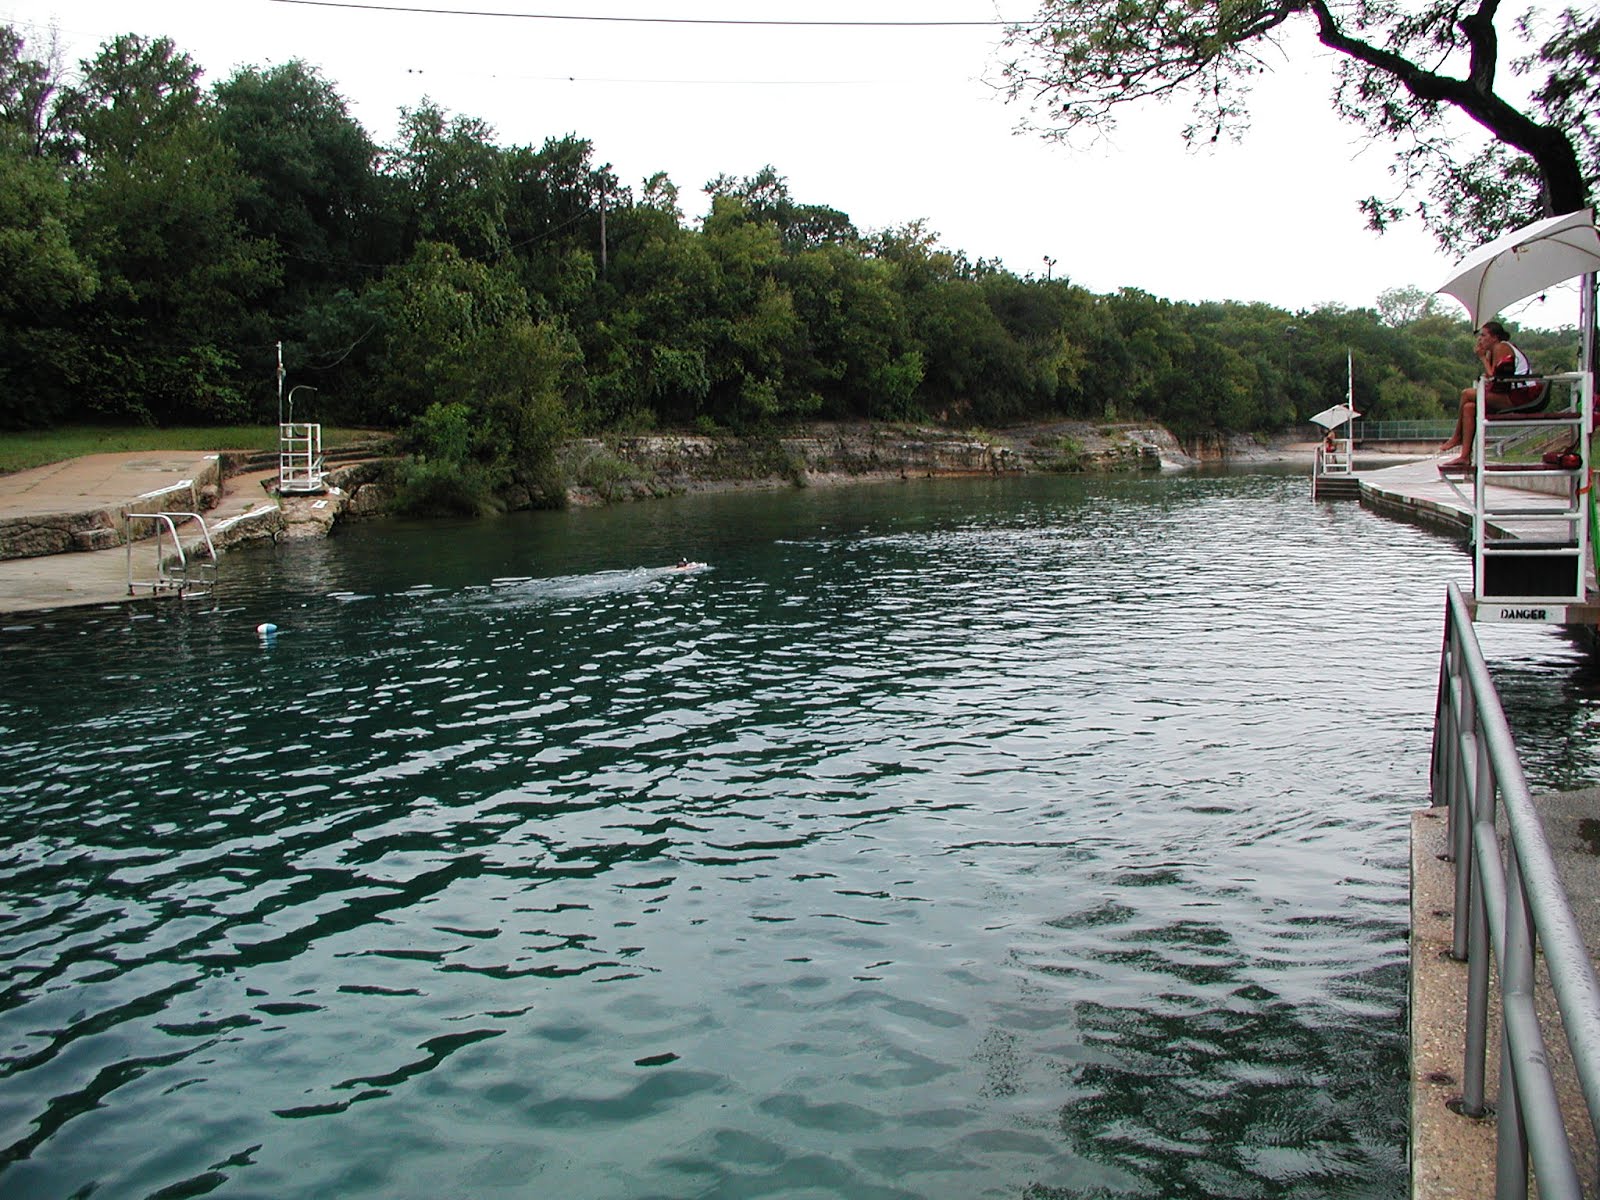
[1437,320,1546,472]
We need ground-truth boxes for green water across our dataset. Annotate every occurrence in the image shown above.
[3,471,1598,1199]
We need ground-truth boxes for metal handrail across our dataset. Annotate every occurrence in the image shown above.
[1430,582,1600,1197]
[125,511,217,598]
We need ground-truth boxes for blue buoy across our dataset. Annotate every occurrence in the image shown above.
[256,623,278,636]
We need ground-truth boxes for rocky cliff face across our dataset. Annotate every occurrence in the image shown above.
[555,421,1192,507]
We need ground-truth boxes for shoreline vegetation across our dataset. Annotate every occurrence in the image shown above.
[0,26,1580,503]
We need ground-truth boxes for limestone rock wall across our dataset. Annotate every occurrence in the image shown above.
[557,421,1181,507]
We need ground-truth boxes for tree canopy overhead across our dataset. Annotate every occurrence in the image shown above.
[999,1,1598,253]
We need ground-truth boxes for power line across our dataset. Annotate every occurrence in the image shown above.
[265,0,1021,26]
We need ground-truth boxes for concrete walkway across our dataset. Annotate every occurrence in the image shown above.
[0,452,282,615]
[1358,455,1577,537]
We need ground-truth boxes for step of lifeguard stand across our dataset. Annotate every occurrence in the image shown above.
[1314,476,1362,500]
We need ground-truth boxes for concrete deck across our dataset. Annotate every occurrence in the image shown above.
[1359,456,1578,538]
[0,452,285,615]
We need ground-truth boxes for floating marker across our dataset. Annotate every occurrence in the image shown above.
[256,623,278,636]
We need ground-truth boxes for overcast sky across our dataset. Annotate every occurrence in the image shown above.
[1,0,1584,327]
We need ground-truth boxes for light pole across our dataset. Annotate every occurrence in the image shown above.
[1042,255,1056,281]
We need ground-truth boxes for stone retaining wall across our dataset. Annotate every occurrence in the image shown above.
[0,458,222,561]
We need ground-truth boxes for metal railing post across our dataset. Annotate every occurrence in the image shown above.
[1463,836,1491,1117]
[1498,855,1533,1200]
[1452,686,1485,961]
[1431,622,1454,813]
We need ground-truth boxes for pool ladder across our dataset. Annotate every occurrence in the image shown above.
[125,511,218,600]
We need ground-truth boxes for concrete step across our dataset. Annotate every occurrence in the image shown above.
[1314,476,1362,499]
[227,438,396,474]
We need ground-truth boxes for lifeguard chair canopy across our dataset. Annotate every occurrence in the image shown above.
[1437,208,1600,324]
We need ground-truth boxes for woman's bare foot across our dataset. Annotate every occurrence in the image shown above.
[1438,457,1472,472]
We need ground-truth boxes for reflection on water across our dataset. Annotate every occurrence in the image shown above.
[2,472,1597,1198]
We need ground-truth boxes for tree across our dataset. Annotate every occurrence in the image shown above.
[0,24,66,155]
[705,166,860,252]
[698,206,806,426]
[388,101,509,262]
[56,33,204,168]
[362,242,578,511]
[502,134,617,312]
[212,61,381,301]
[999,1,1596,250]
[0,128,96,426]
[780,244,918,420]
[1376,285,1445,328]
[54,34,276,422]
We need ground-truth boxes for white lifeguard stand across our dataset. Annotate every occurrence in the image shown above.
[1433,210,1600,623]
[276,343,326,495]
[1444,369,1595,621]
[1310,354,1360,499]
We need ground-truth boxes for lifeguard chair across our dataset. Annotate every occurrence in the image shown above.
[1440,369,1595,621]
[276,345,326,496]
[1310,354,1360,499]
[1433,209,1600,623]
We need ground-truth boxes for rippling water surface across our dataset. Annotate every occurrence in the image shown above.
[5,471,1600,1199]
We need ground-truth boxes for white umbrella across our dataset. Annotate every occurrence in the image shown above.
[1437,208,1600,324]
[1309,403,1359,430]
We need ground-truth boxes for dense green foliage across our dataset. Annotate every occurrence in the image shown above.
[0,27,1580,478]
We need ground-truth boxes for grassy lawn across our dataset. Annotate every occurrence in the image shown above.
[0,426,385,475]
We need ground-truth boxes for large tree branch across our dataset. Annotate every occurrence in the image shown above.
[1457,0,1499,94]
[1303,0,1586,212]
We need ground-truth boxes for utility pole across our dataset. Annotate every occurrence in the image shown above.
[599,188,608,278]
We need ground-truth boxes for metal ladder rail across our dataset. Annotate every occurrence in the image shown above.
[125,511,218,598]
[1436,371,1593,610]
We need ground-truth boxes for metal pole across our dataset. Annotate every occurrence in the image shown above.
[1580,272,1595,380]
[1464,846,1490,1116]
[1452,675,1479,959]
[1462,727,1493,1113]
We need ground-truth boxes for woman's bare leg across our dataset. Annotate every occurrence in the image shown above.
[1439,387,1475,453]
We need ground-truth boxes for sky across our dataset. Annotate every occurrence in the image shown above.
[0,0,1584,326]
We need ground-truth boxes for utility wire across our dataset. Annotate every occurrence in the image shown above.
[265,0,1021,26]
